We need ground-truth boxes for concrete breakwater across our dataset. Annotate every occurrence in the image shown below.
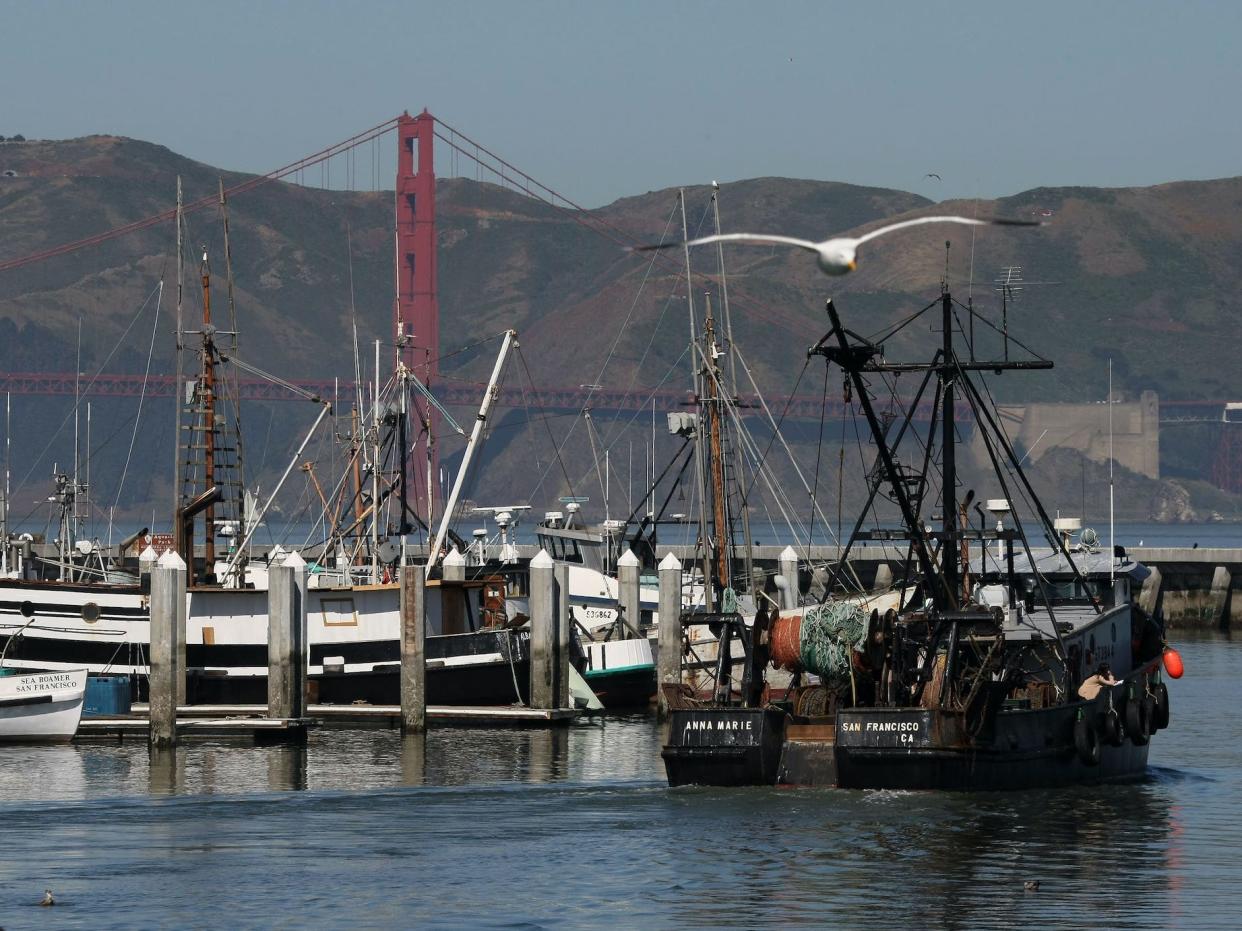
[502,542,1238,630]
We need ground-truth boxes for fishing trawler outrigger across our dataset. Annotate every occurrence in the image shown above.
[662,286,1178,790]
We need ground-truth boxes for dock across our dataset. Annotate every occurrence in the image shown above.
[78,714,311,741]
[76,702,580,741]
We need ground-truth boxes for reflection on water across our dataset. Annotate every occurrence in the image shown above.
[0,637,1234,928]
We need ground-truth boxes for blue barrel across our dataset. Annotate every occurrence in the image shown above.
[84,676,133,717]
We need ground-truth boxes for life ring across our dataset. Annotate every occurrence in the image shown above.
[1125,690,1150,746]
[1099,707,1124,747]
[1074,715,1101,766]
[1151,681,1170,730]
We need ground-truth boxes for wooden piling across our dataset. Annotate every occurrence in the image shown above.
[778,545,799,611]
[1209,566,1233,629]
[529,549,555,709]
[400,566,427,733]
[441,547,467,634]
[442,547,466,581]
[175,554,188,705]
[657,552,682,720]
[267,552,307,721]
[617,549,641,637]
[1138,565,1163,619]
[149,551,185,749]
[555,562,570,711]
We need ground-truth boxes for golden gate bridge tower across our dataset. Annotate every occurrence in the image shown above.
[395,109,439,511]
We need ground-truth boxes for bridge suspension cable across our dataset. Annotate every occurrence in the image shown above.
[0,117,401,274]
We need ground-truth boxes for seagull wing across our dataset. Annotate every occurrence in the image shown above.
[632,233,818,254]
[854,215,1043,246]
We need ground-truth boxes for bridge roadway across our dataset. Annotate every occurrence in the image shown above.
[0,371,1233,424]
[0,370,944,422]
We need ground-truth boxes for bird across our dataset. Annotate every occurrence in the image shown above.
[40,889,55,907]
[1023,880,1040,893]
[925,172,942,180]
[633,215,1043,276]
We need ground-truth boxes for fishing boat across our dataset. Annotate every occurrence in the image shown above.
[662,287,1177,790]
[0,186,549,710]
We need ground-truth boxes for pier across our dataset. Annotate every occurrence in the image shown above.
[77,703,577,741]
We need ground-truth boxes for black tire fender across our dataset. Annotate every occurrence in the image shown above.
[1074,715,1101,766]
[1126,692,1150,746]
[1152,681,1170,730]
[1100,707,1124,746]
[1143,694,1159,735]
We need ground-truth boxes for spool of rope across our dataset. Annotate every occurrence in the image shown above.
[795,685,832,717]
[770,613,803,671]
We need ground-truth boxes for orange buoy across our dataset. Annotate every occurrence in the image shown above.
[1163,647,1184,679]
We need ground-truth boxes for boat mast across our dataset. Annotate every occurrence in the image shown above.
[711,187,754,595]
[703,294,731,598]
[200,252,217,575]
[679,189,714,611]
[2,392,8,575]
[425,330,517,577]
[1109,358,1115,586]
[173,177,183,524]
[218,180,246,564]
[351,406,365,563]
[939,287,960,610]
[372,338,381,583]
[72,316,81,563]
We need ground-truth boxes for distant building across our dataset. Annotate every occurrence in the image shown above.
[972,391,1160,480]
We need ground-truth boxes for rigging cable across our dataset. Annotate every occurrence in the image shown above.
[110,281,164,528]
[0,118,400,274]
[13,280,168,498]
[805,361,831,551]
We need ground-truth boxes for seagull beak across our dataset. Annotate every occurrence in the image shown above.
[848,260,857,271]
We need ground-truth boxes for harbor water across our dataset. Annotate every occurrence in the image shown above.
[0,631,1233,928]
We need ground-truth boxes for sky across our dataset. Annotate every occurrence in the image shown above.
[3,0,1241,207]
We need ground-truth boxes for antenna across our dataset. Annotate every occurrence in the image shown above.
[994,265,1024,361]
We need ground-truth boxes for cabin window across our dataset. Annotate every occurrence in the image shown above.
[320,598,358,627]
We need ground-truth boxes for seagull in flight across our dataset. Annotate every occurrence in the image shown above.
[925,172,941,180]
[633,215,1042,276]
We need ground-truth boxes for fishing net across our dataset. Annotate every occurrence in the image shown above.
[799,601,869,691]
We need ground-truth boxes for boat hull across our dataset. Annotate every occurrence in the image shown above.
[584,664,656,709]
[581,638,656,709]
[833,706,1151,791]
[0,581,533,707]
[0,669,87,742]
[661,707,788,786]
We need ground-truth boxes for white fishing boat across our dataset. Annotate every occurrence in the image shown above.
[0,668,87,742]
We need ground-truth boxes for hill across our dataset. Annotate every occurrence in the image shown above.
[1,134,1240,530]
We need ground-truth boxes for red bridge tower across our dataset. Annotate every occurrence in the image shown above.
[396,110,439,510]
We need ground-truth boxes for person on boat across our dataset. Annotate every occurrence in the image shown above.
[1077,662,1118,700]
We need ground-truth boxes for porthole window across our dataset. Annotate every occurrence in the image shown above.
[19,601,34,619]
[82,602,101,624]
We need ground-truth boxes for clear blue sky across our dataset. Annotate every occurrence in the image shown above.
[4,0,1240,206]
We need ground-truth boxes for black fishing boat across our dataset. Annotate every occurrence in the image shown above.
[663,287,1179,790]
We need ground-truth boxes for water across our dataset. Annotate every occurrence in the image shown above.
[0,635,1232,928]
